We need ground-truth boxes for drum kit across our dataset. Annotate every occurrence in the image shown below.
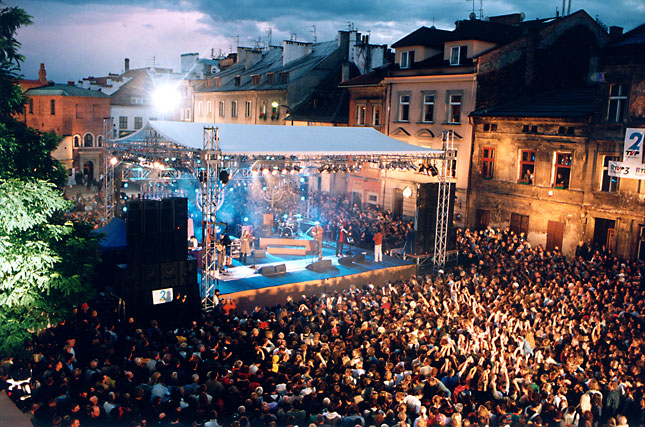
[278,213,302,238]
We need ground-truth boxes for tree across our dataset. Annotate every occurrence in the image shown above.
[0,180,99,356]
[0,5,66,186]
[0,5,99,356]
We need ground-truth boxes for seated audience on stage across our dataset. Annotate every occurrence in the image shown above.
[5,227,644,427]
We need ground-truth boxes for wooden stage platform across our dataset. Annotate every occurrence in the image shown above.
[213,244,416,312]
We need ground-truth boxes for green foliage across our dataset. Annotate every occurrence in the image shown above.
[0,179,99,357]
[0,5,32,120]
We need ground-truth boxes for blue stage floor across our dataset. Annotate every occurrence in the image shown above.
[215,243,413,295]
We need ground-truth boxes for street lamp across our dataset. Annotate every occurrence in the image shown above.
[271,101,294,125]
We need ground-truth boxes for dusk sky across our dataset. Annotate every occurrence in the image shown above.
[6,0,644,83]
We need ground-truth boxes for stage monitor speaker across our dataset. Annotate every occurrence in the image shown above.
[141,263,160,290]
[338,256,355,266]
[415,183,456,255]
[259,265,276,276]
[160,262,179,287]
[126,201,143,235]
[307,259,332,272]
[353,253,367,264]
[253,249,266,258]
[141,232,161,264]
[143,200,160,234]
[274,264,287,275]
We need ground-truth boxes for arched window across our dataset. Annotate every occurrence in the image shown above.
[97,135,103,147]
[73,135,81,148]
[84,133,94,147]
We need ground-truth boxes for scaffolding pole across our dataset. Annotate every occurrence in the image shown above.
[201,127,221,311]
[433,130,455,271]
[102,118,116,226]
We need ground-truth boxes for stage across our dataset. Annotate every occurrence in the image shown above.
[211,241,416,312]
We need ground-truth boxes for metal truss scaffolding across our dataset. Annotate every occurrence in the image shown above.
[102,118,116,226]
[201,127,222,311]
[433,130,455,272]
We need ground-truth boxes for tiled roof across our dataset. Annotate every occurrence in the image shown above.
[391,26,452,48]
[471,87,598,118]
[447,19,523,44]
[25,84,109,98]
[196,40,340,93]
[339,64,393,87]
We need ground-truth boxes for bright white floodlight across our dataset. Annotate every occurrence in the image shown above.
[152,83,181,113]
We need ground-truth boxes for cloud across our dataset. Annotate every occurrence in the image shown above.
[4,0,643,83]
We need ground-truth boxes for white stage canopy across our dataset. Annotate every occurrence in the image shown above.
[117,121,441,157]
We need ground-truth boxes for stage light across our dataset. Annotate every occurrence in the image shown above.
[418,164,427,174]
[244,217,249,222]
[109,157,118,166]
[123,182,128,188]
[403,186,412,198]
[262,168,269,176]
[301,196,306,201]
[271,168,279,176]
[281,168,288,175]
[318,165,327,173]
[251,168,259,176]
[219,170,229,183]
[294,165,301,172]
[153,161,160,169]
[123,206,128,212]
[152,82,181,114]
[429,165,439,176]
[299,177,305,183]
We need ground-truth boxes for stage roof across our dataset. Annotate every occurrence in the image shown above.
[117,121,441,156]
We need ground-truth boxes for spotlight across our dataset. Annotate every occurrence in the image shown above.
[271,168,279,175]
[251,168,259,176]
[318,165,328,173]
[262,168,269,176]
[219,170,229,183]
[109,157,118,166]
[293,165,301,172]
[281,168,288,175]
[429,165,439,176]
[244,217,249,222]
[418,165,427,174]
[299,177,305,183]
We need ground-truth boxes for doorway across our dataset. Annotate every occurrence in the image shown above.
[546,220,564,252]
[393,189,403,218]
[351,191,362,209]
[592,218,615,251]
[83,160,94,184]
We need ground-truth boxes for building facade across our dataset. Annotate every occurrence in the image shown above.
[20,64,111,182]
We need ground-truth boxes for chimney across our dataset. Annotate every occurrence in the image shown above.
[609,26,623,39]
[124,58,130,72]
[38,63,47,84]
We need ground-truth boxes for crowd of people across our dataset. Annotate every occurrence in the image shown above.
[1,226,643,427]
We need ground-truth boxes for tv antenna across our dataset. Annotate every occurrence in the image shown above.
[466,0,484,19]
[311,25,317,43]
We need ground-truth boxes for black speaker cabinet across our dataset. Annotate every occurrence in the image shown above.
[274,264,287,275]
[338,256,355,266]
[353,253,367,264]
[259,265,276,276]
[307,259,333,272]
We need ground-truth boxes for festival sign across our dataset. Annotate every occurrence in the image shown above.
[609,128,645,180]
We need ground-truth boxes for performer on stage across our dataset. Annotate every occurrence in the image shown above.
[239,230,252,264]
[373,227,383,263]
[336,222,347,257]
[216,238,226,273]
[311,221,324,260]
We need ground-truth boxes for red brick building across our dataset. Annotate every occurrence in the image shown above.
[18,64,111,183]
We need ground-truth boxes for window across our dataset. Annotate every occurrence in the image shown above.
[608,84,628,123]
[554,152,572,189]
[422,94,434,123]
[259,101,267,120]
[134,117,143,129]
[398,94,410,122]
[400,50,414,69]
[372,105,381,126]
[50,99,56,115]
[97,135,103,147]
[207,101,212,115]
[279,72,289,84]
[601,155,620,192]
[28,98,33,114]
[481,147,494,179]
[484,123,497,132]
[185,108,191,121]
[251,75,261,85]
[267,73,275,84]
[219,101,225,117]
[449,149,458,178]
[130,97,144,104]
[214,78,221,88]
[74,135,80,147]
[450,46,468,65]
[271,101,279,120]
[83,133,93,147]
[234,75,241,86]
[448,93,462,123]
[231,101,238,118]
[510,213,529,235]
[245,101,252,118]
[520,150,535,184]
[119,116,127,129]
[356,104,366,125]
[198,101,203,116]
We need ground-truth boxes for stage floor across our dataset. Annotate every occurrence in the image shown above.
[214,243,413,295]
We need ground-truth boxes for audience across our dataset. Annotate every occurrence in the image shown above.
[3,225,644,427]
